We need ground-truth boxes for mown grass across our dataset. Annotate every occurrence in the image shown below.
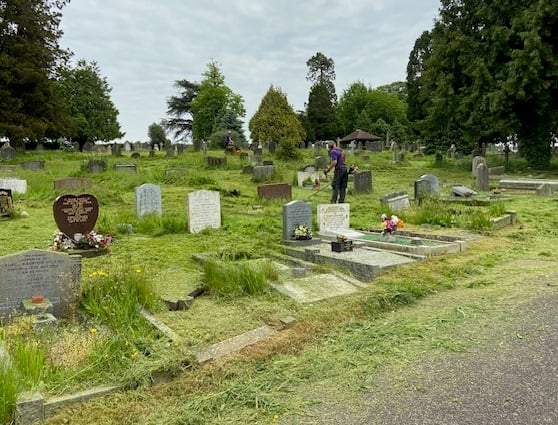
[1,147,558,424]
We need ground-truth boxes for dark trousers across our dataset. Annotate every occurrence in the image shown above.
[331,168,349,203]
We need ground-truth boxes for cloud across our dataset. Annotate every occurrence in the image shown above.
[60,0,440,142]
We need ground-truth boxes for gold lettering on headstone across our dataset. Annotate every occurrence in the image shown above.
[61,197,94,223]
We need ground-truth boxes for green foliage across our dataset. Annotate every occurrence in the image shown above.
[57,60,124,145]
[307,81,339,141]
[203,259,269,298]
[0,0,72,149]
[163,79,199,141]
[12,339,45,388]
[133,214,188,236]
[0,359,18,425]
[249,85,305,146]
[148,123,168,149]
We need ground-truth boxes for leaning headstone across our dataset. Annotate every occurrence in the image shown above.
[472,156,486,177]
[353,171,372,194]
[53,194,99,241]
[0,143,17,161]
[317,203,350,232]
[414,174,440,199]
[0,249,81,322]
[282,200,312,241]
[20,160,45,171]
[0,188,13,216]
[87,159,106,173]
[114,163,137,173]
[0,177,27,194]
[187,190,221,234]
[380,191,410,211]
[135,184,162,218]
[452,186,477,197]
[53,177,93,191]
[476,163,489,191]
[252,165,275,181]
[257,183,292,200]
[315,156,328,170]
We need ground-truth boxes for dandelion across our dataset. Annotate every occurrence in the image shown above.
[273,414,279,422]
[173,340,180,347]
[135,269,142,274]
[130,350,138,359]
[90,327,98,334]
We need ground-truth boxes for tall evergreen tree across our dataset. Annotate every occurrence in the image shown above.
[163,79,199,141]
[0,0,71,149]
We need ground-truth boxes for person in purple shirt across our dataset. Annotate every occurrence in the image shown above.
[325,141,348,203]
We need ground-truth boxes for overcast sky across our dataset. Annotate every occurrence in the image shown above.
[59,0,440,142]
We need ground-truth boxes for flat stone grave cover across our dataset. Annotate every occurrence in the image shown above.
[53,193,99,240]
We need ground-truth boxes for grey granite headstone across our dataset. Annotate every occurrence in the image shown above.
[114,163,137,173]
[87,159,106,173]
[536,183,554,196]
[82,141,95,152]
[0,177,27,194]
[135,183,162,218]
[380,191,410,211]
[252,165,275,181]
[282,200,312,241]
[415,174,440,199]
[53,177,93,191]
[353,171,372,194]
[315,156,328,170]
[0,249,81,322]
[0,188,13,216]
[476,163,489,191]
[242,165,254,174]
[0,143,17,161]
[187,190,221,233]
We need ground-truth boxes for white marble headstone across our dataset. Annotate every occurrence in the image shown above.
[187,190,221,233]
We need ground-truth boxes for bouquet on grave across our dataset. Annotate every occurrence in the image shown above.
[293,224,313,240]
[380,214,404,235]
[50,230,113,252]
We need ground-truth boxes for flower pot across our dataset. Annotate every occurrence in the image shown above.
[31,295,44,304]
[331,241,353,252]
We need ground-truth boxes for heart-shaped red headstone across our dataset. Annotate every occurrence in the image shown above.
[53,194,99,240]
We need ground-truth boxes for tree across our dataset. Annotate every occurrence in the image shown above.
[163,79,199,141]
[148,122,167,150]
[0,0,72,149]
[57,60,123,147]
[305,52,338,141]
[411,0,558,167]
[249,85,304,159]
[190,61,245,141]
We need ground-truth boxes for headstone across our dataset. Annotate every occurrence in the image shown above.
[0,249,81,321]
[315,156,328,170]
[476,163,489,191]
[263,160,273,166]
[166,148,174,158]
[72,142,80,151]
[131,152,141,159]
[135,184,162,218]
[0,165,16,174]
[380,191,410,211]
[297,171,320,187]
[20,160,45,171]
[0,188,13,216]
[53,177,93,191]
[0,177,27,194]
[317,203,350,232]
[82,141,95,152]
[257,183,292,201]
[36,143,44,151]
[87,159,106,173]
[53,194,99,240]
[0,143,17,161]
[390,141,399,163]
[313,141,323,156]
[353,171,372,194]
[367,141,383,152]
[206,156,227,167]
[112,144,122,156]
[123,141,132,152]
[536,183,555,196]
[447,144,456,159]
[253,148,263,164]
[176,144,185,154]
[472,156,486,177]
[488,166,505,175]
[187,190,221,234]
[452,186,477,197]
[165,168,187,175]
[242,165,254,174]
[282,200,312,241]
[114,163,137,173]
[268,141,277,155]
[414,174,440,199]
[252,165,275,181]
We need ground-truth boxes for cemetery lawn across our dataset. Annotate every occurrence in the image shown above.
[1,147,557,424]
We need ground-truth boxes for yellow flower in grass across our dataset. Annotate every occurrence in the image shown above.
[130,350,138,359]
[135,269,142,274]
[90,327,98,334]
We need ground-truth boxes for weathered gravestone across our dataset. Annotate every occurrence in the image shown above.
[268,141,277,155]
[87,159,106,173]
[476,162,489,191]
[0,249,81,321]
[53,194,99,240]
[0,177,27,194]
[0,165,16,174]
[135,183,162,218]
[353,171,372,194]
[472,156,486,177]
[315,156,328,170]
[206,156,227,167]
[82,141,95,152]
[297,170,320,187]
[176,144,185,154]
[317,203,350,233]
[452,186,477,197]
[282,200,312,241]
[252,165,275,181]
[20,160,45,171]
[242,165,254,174]
[53,177,93,191]
[131,152,141,159]
[257,183,292,201]
[380,191,410,212]
[0,188,13,216]
[165,168,187,175]
[414,174,440,200]
[114,163,137,173]
[187,190,221,234]
[0,143,17,161]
